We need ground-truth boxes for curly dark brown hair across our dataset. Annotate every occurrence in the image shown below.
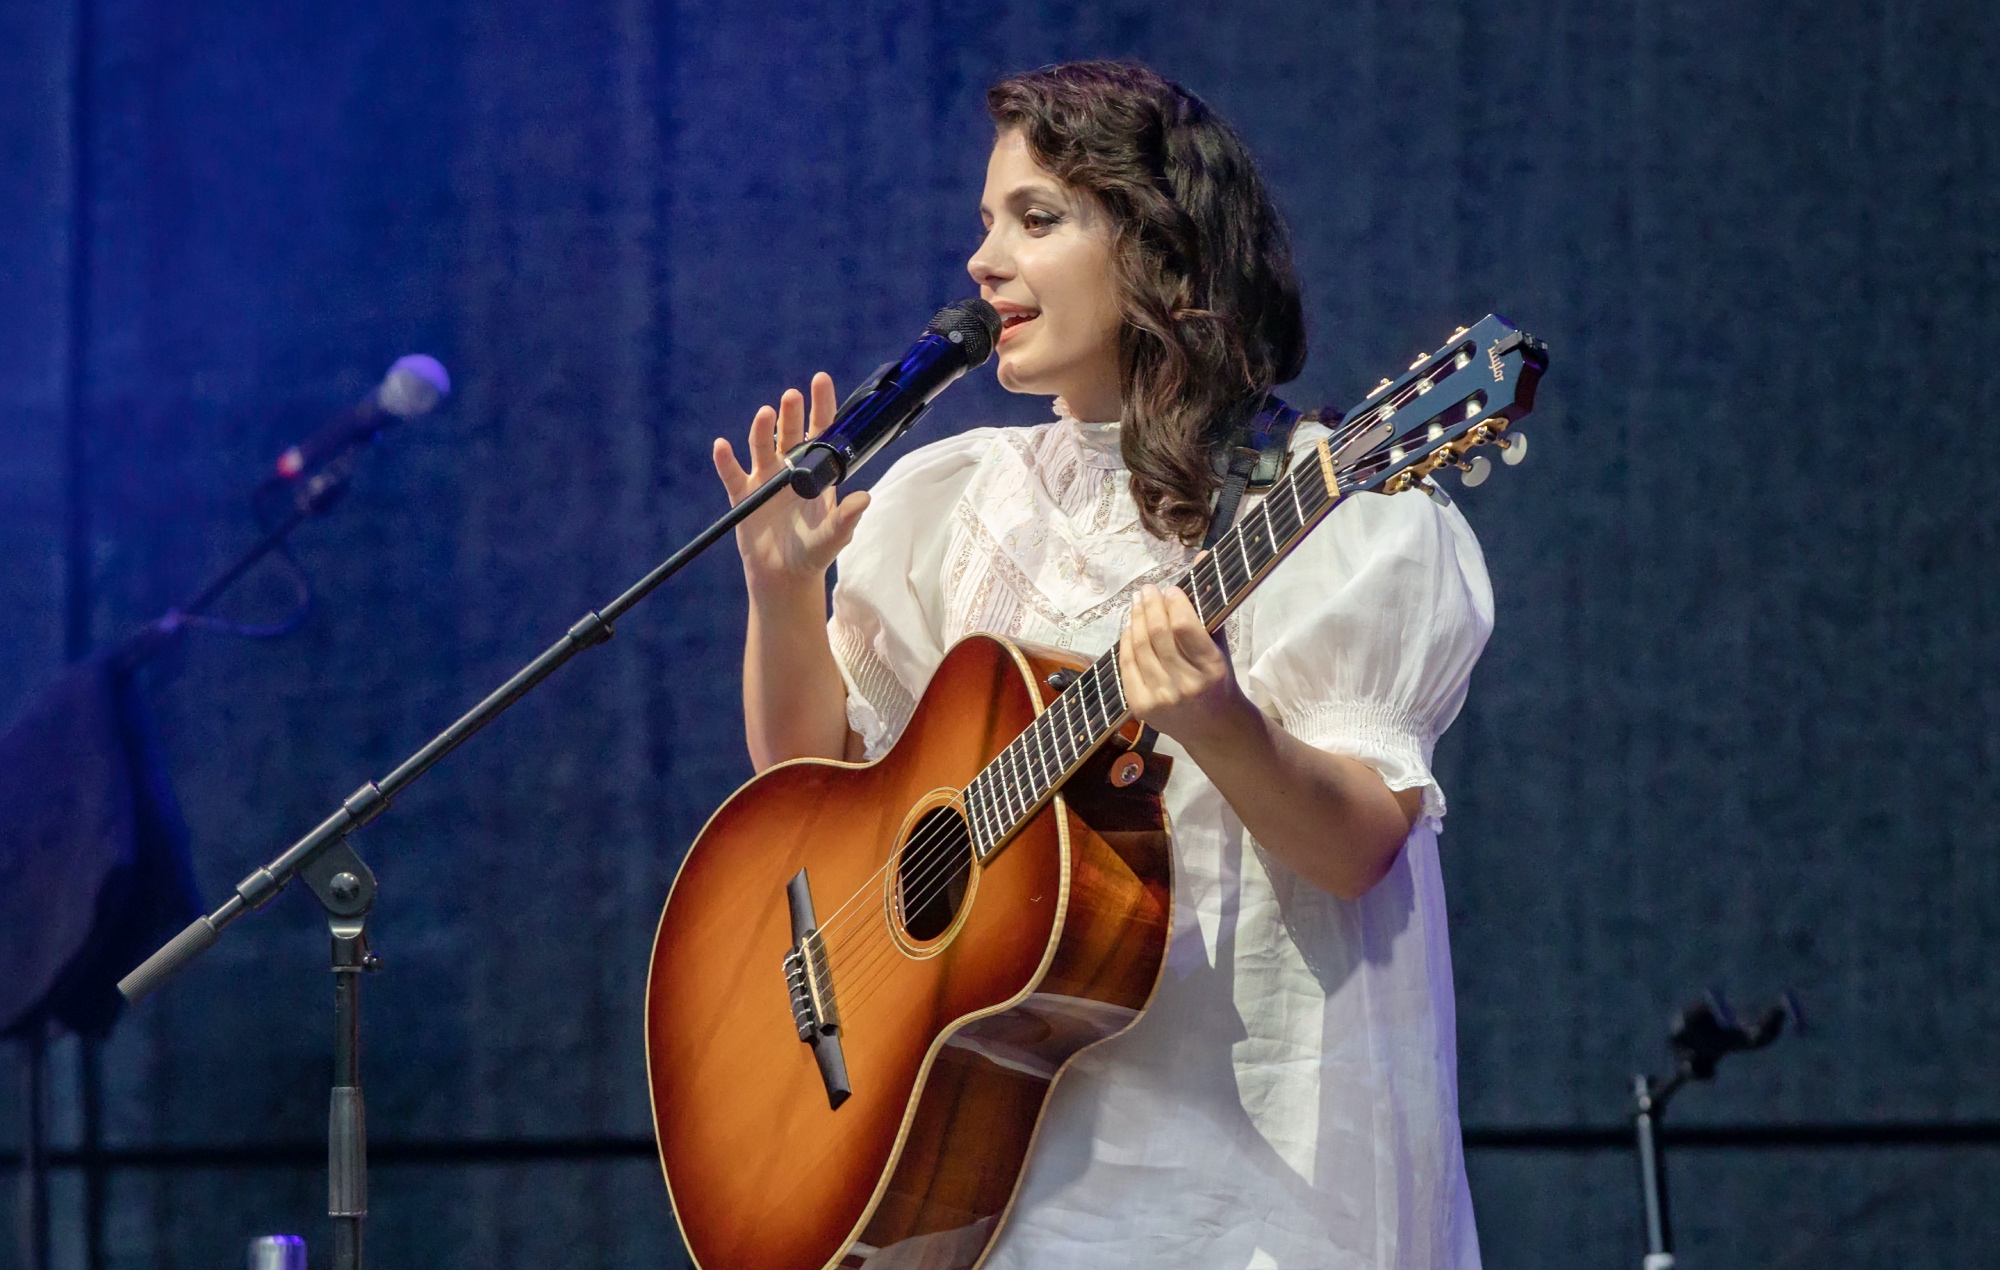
[987,61,1307,544]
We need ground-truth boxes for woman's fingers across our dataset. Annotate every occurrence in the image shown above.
[1161,585,1221,669]
[776,388,807,453]
[1136,585,1223,699]
[1123,592,1169,709]
[712,437,750,500]
[748,404,779,472]
[824,489,871,553]
[1140,587,1192,688]
[807,372,837,439]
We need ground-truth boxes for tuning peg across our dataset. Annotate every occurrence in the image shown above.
[1459,454,1492,487]
[1498,431,1528,466]
[1421,478,1453,507]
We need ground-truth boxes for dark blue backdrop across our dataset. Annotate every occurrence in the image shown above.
[3,1,1997,1266]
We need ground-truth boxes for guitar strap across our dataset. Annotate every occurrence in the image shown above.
[1108,396,1310,787]
[1202,393,1305,549]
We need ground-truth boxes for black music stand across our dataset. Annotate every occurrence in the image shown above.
[1631,991,1798,1269]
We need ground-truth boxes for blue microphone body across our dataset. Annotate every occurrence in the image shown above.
[786,299,1000,498]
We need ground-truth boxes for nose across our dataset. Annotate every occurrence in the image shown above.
[967,226,1009,291]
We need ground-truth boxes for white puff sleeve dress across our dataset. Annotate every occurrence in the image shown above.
[826,406,1493,1270]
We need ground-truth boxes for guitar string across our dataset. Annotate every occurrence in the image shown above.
[820,645,1138,1001]
[819,447,1365,1000]
[823,659,1129,1000]
[806,412,1411,1009]
[817,453,1358,1010]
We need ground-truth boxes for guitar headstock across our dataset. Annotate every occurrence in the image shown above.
[1332,314,1548,497]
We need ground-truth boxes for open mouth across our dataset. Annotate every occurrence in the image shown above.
[998,311,1039,343]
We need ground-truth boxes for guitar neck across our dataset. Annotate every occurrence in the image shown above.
[963,432,1353,864]
[963,315,1546,865]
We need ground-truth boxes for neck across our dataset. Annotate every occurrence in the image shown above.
[1059,382,1123,424]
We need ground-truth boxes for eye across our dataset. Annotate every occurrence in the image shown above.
[1022,209,1061,234]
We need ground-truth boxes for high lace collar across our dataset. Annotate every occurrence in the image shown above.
[1051,396,1126,470]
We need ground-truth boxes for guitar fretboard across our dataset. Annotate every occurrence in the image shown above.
[963,438,1344,862]
[955,314,1546,864]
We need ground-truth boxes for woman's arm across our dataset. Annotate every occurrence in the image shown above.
[1118,582,1423,900]
[713,373,867,770]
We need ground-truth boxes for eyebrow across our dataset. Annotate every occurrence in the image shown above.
[980,181,1070,220]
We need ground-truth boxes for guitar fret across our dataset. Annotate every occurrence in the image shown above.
[1001,746,1026,823]
[1013,740,1035,814]
[1235,519,1256,583]
[981,786,999,853]
[1060,694,1088,764]
[1037,720,1060,786]
[1027,728,1052,793]
[965,778,984,846]
[982,779,1002,847]
[1269,481,1298,539]
[1254,501,1279,567]
[1194,554,1227,621]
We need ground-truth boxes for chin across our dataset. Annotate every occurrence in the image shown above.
[993,356,1036,396]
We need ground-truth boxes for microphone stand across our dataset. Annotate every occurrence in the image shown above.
[118,467,797,1270]
[1631,991,1796,1270]
[112,447,367,670]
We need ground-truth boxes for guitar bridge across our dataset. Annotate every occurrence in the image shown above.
[783,930,840,1039]
[782,868,852,1109]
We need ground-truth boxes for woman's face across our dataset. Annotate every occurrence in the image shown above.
[967,129,1125,422]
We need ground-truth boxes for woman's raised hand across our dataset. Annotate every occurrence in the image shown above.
[712,372,870,595]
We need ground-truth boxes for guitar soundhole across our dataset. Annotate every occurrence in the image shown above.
[895,806,973,943]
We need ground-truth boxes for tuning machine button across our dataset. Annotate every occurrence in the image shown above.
[1498,431,1528,466]
[1459,454,1492,487]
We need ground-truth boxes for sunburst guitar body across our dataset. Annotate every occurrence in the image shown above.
[646,315,1547,1270]
[646,635,1173,1270]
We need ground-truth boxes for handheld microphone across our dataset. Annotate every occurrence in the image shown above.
[785,299,1000,498]
[268,354,452,482]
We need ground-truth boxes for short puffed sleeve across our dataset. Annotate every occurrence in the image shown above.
[1236,472,1494,827]
[827,428,998,758]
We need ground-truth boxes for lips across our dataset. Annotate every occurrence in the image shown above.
[997,311,1039,345]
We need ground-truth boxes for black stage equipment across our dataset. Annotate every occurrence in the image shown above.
[1632,989,1801,1270]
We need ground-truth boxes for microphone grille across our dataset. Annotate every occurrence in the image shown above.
[927,298,1001,368]
[377,354,452,420]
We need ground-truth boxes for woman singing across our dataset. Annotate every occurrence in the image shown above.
[713,61,1490,1270]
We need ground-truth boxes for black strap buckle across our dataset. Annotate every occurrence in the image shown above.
[1204,394,1302,548]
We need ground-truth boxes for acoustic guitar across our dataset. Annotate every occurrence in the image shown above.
[646,315,1547,1270]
